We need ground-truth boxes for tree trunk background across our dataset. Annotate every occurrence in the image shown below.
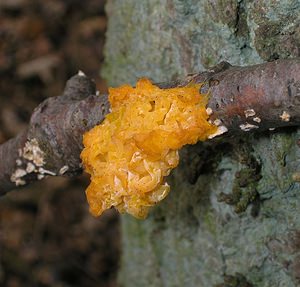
[103,1,300,286]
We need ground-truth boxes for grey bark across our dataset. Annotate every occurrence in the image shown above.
[103,1,300,286]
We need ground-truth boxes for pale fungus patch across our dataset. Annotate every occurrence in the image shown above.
[26,162,36,173]
[279,111,290,122]
[22,138,45,167]
[244,109,256,118]
[206,107,213,116]
[37,174,45,180]
[239,123,259,131]
[59,165,69,175]
[253,117,261,123]
[78,70,86,77]
[213,119,222,126]
[38,167,56,176]
[10,168,27,186]
[11,138,57,186]
[208,125,228,139]
[12,168,26,179]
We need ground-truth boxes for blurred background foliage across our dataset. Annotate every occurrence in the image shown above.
[0,1,120,286]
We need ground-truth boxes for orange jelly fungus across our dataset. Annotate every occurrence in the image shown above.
[81,78,217,219]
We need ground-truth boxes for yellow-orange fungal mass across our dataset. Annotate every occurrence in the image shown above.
[81,78,217,219]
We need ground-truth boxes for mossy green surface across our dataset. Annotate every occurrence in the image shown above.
[103,1,300,286]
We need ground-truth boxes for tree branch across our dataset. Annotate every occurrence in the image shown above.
[1,58,300,195]
[0,74,110,195]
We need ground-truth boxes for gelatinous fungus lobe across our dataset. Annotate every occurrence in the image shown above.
[81,78,217,219]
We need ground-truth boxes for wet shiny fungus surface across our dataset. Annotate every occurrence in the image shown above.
[81,78,217,219]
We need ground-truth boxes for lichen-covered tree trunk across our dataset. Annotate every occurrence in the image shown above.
[103,1,300,286]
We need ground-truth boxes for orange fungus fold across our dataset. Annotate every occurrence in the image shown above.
[80,78,217,219]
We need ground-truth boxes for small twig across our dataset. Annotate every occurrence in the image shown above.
[0,58,300,195]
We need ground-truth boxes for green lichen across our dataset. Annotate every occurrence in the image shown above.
[249,1,300,60]
[218,151,262,215]
[203,210,218,236]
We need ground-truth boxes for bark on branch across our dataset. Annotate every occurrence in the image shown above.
[1,58,300,195]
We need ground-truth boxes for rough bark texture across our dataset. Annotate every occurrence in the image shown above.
[103,1,300,286]
[0,75,110,195]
